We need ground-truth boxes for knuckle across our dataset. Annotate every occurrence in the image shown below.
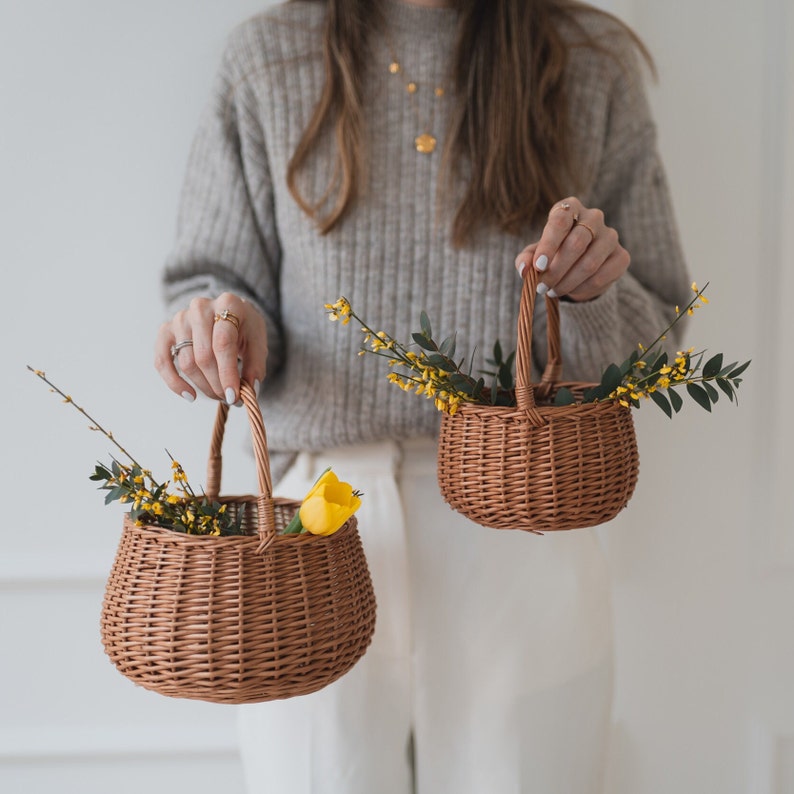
[580,257,600,278]
[192,345,214,368]
[568,233,589,257]
[153,352,170,372]
[213,334,238,355]
[189,296,211,315]
[590,208,605,225]
[548,213,570,232]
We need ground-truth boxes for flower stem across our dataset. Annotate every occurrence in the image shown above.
[641,283,709,354]
[27,365,148,474]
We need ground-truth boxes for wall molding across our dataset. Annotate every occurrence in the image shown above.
[0,725,239,762]
[0,551,109,590]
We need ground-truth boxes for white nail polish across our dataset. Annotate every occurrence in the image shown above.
[535,254,549,272]
[517,261,527,278]
[181,391,195,403]
[537,283,549,295]
[547,289,558,298]
[254,379,261,397]
[225,387,236,405]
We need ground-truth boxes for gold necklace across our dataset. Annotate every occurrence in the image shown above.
[388,56,446,154]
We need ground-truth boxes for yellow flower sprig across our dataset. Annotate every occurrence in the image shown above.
[27,366,246,536]
[553,282,751,415]
[325,298,510,414]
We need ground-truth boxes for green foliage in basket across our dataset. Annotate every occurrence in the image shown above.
[326,281,750,417]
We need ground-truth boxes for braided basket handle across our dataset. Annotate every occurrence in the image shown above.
[514,266,563,414]
[205,381,276,549]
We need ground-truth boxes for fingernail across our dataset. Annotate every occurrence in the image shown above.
[535,254,549,272]
[225,387,236,405]
[537,283,549,295]
[517,261,527,278]
[253,379,261,397]
[181,391,195,403]
[547,289,558,298]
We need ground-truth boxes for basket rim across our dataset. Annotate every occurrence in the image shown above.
[121,511,359,545]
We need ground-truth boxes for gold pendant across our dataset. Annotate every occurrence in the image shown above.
[415,133,437,154]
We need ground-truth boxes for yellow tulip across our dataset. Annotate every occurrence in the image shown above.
[298,470,362,536]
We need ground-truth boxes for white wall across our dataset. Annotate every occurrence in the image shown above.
[0,2,268,792]
[602,1,792,792]
[0,1,788,793]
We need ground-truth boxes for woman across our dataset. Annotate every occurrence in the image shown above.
[155,1,689,791]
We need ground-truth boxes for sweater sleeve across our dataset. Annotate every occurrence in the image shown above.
[535,39,691,384]
[161,30,285,377]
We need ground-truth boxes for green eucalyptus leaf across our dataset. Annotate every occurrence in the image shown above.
[601,363,623,395]
[650,389,673,418]
[703,353,723,378]
[440,334,457,359]
[718,361,737,376]
[104,486,128,505]
[716,378,735,402]
[420,311,432,338]
[702,381,719,403]
[728,360,751,378]
[427,353,456,372]
[411,333,436,351]
[582,386,602,403]
[90,464,112,482]
[668,387,684,413]
[554,387,576,406]
[687,382,712,412]
[493,339,503,363]
[648,351,668,373]
[498,362,514,391]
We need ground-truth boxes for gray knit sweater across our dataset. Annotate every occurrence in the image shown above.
[163,0,690,480]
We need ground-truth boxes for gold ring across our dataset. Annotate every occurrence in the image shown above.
[214,309,240,331]
[555,202,572,212]
[573,219,596,243]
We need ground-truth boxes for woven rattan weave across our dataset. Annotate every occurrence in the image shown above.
[100,382,377,704]
[437,267,639,533]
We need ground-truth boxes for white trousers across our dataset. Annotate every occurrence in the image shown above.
[238,439,614,794]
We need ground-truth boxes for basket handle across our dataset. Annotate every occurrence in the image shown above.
[205,381,277,550]
[514,265,563,415]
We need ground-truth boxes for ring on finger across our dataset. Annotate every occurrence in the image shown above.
[572,217,597,243]
[555,202,572,212]
[170,339,194,358]
[214,309,240,331]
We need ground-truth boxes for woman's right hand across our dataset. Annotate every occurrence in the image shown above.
[154,292,268,405]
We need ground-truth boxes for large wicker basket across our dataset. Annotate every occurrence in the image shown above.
[437,266,639,533]
[100,382,377,704]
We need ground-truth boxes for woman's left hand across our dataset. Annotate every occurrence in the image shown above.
[514,198,630,301]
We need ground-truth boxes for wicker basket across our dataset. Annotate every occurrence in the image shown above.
[437,266,639,533]
[100,382,377,704]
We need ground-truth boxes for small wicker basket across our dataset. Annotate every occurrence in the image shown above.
[437,266,639,533]
[100,382,377,704]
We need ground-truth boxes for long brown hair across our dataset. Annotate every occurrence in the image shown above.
[286,0,652,246]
